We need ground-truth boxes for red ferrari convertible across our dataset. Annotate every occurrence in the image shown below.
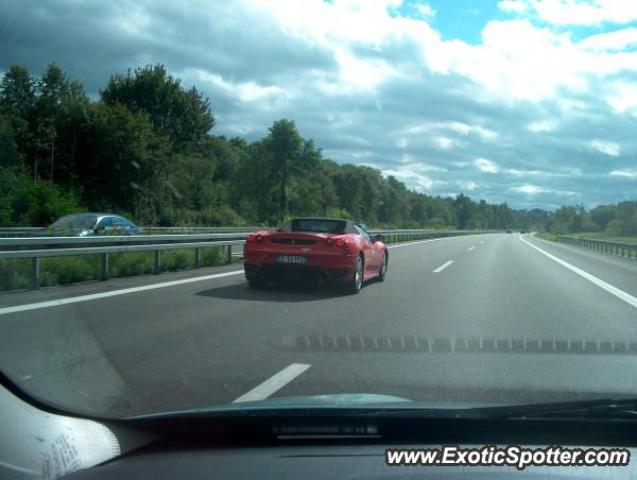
[243,218,388,293]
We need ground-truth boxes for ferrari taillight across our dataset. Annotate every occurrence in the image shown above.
[335,238,346,247]
[256,235,263,243]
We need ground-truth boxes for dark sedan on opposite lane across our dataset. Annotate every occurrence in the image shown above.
[47,213,143,236]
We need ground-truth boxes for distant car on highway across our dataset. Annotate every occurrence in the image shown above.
[243,218,388,294]
[47,213,143,236]
[505,229,513,234]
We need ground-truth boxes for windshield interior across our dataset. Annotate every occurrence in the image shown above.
[1,0,636,424]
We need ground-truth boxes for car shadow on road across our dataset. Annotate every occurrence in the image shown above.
[195,279,353,303]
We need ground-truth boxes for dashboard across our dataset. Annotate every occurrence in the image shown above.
[2,380,637,480]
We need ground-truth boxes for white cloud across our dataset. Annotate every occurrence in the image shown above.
[507,168,542,177]
[334,48,397,91]
[511,184,578,197]
[498,0,528,13]
[447,122,498,140]
[513,184,543,194]
[433,137,453,150]
[579,27,637,51]
[189,69,289,103]
[459,180,479,191]
[524,0,637,26]
[475,158,500,173]
[403,121,497,141]
[606,81,637,115]
[415,3,436,19]
[610,169,637,178]
[438,19,592,101]
[396,156,447,173]
[256,0,636,104]
[527,120,556,132]
[382,168,434,190]
[397,138,408,148]
[590,139,620,156]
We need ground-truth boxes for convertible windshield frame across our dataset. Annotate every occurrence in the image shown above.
[290,219,347,234]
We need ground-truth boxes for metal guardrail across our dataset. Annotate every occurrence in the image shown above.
[0,228,492,290]
[144,226,265,234]
[556,235,637,260]
[0,227,44,238]
[0,226,265,237]
[0,233,247,248]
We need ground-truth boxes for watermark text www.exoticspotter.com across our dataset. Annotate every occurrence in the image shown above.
[385,445,630,470]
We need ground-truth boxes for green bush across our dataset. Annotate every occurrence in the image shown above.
[160,249,194,272]
[40,256,99,286]
[0,259,30,291]
[324,207,353,219]
[110,252,153,277]
[198,205,244,226]
[0,165,82,227]
[202,246,227,266]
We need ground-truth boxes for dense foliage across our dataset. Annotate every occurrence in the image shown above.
[545,202,637,236]
[0,63,634,235]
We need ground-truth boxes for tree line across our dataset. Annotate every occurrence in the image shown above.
[0,63,634,236]
[546,202,637,236]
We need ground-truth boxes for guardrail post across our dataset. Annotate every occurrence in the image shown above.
[100,253,109,281]
[30,257,40,290]
[154,250,161,274]
[226,245,232,264]
[194,247,201,268]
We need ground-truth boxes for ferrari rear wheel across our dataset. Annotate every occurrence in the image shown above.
[378,252,388,282]
[345,255,364,294]
[246,275,265,289]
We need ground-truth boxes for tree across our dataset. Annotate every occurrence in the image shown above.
[0,165,80,226]
[101,64,214,147]
[453,194,474,229]
[0,113,20,168]
[32,64,89,183]
[81,102,171,220]
[0,65,36,167]
[264,119,303,222]
[590,205,616,231]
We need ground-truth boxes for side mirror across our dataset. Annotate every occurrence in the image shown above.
[372,234,385,243]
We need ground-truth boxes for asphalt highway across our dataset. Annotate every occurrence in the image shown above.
[1,233,636,418]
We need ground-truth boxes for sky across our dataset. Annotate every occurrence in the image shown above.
[1,0,637,210]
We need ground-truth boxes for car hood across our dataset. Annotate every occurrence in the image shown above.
[127,393,507,419]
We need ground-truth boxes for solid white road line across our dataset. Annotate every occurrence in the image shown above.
[519,235,637,309]
[0,270,244,316]
[233,363,311,403]
[433,260,454,273]
[467,246,475,251]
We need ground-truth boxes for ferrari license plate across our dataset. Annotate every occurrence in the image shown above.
[275,255,307,264]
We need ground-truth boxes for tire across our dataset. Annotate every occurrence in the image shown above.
[246,275,265,289]
[345,255,364,294]
[378,251,388,282]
